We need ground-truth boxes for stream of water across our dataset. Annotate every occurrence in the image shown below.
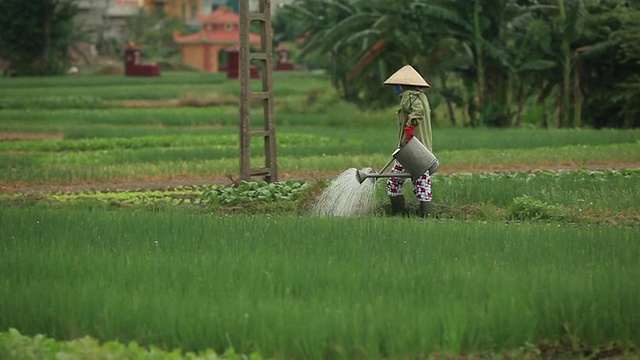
[311,168,377,217]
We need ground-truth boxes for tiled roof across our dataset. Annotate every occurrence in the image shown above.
[196,6,239,24]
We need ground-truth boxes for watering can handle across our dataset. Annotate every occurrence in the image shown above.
[378,157,396,174]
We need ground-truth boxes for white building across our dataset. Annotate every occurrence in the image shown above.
[75,0,142,50]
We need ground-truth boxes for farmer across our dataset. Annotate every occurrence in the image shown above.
[383,65,433,218]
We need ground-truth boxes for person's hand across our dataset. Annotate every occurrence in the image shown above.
[404,126,415,142]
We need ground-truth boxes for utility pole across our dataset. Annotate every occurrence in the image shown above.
[239,0,277,182]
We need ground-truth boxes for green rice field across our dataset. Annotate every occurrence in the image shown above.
[1,71,639,359]
[2,208,639,359]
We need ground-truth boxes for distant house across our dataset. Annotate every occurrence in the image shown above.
[143,0,203,27]
[173,5,260,72]
[76,0,143,42]
[75,0,143,58]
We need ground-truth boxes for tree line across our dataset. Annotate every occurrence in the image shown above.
[276,0,640,128]
[0,0,81,76]
[1,0,637,128]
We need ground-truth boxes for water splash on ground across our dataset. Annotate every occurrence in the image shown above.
[311,168,377,217]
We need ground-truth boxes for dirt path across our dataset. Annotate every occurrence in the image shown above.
[3,160,639,194]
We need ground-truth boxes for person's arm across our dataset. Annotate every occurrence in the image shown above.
[402,92,425,142]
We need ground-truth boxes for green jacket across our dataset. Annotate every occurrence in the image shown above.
[396,89,433,152]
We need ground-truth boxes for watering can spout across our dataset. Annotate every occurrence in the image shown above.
[355,169,366,184]
[355,169,411,184]
[355,168,376,184]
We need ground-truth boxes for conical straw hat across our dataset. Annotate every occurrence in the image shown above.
[383,65,430,87]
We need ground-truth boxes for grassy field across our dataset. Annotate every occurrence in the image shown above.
[1,71,639,359]
[1,208,639,359]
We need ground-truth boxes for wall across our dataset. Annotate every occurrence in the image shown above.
[181,44,205,71]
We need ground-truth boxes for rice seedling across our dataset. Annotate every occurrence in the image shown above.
[1,207,638,359]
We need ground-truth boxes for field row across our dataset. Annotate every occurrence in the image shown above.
[0,72,328,101]
[2,127,639,151]
[2,142,638,186]
[1,207,638,359]
[2,169,638,224]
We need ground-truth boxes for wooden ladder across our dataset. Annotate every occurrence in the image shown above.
[239,0,277,183]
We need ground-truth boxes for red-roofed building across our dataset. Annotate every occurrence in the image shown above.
[173,5,260,72]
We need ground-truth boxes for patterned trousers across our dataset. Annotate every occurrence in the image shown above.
[386,161,432,202]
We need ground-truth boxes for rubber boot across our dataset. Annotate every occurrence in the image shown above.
[419,201,433,218]
[390,195,406,216]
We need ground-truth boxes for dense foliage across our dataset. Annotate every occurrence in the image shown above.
[278,0,640,128]
[0,0,81,75]
[2,1,637,127]
[579,0,640,128]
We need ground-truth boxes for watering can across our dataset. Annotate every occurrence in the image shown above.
[355,137,439,184]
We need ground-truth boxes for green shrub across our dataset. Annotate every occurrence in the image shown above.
[509,195,562,221]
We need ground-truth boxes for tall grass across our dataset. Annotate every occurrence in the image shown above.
[432,170,640,213]
[1,207,638,358]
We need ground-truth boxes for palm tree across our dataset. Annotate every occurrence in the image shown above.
[281,0,363,103]
[417,0,521,126]
[283,0,565,128]
[555,0,586,127]
[282,0,466,109]
[519,0,590,128]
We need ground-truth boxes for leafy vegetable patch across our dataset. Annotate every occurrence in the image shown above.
[0,328,258,360]
[0,181,310,209]
[200,181,309,206]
